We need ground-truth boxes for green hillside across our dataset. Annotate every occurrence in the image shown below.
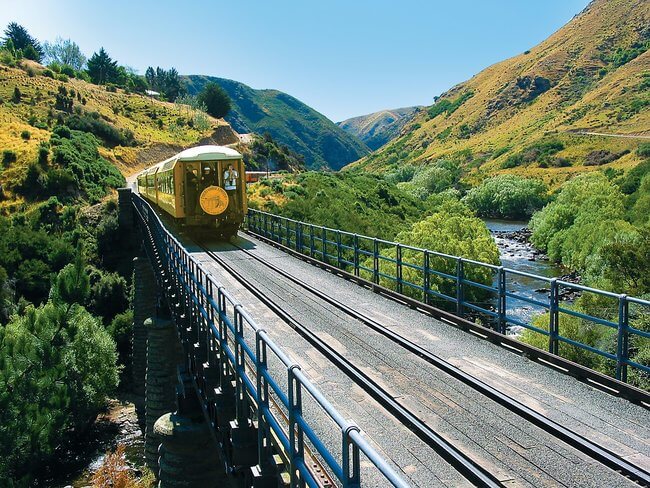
[351,0,650,190]
[337,106,422,150]
[184,75,370,170]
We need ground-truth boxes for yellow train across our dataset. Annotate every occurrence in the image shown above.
[136,145,247,238]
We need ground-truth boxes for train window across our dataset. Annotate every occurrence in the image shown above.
[223,163,239,190]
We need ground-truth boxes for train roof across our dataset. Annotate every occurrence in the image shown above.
[137,145,242,176]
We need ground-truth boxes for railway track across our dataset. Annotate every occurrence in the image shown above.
[200,238,650,486]
[198,241,504,487]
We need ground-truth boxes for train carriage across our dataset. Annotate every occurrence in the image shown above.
[136,145,247,239]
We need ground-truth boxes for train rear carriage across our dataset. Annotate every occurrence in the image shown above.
[136,145,247,239]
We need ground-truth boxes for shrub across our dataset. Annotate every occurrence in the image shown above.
[583,150,629,166]
[56,73,69,82]
[637,143,650,158]
[463,175,548,219]
[20,130,30,140]
[2,150,17,167]
[64,113,136,147]
[371,201,500,305]
[89,270,129,323]
[530,173,634,273]
[60,65,75,77]
[12,87,21,103]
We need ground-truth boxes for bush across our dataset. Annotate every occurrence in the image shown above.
[56,73,69,82]
[463,175,548,219]
[0,290,118,481]
[371,201,500,304]
[637,143,650,158]
[89,270,129,323]
[2,150,17,167]
[530,173,634,274]
[64,113,136,147]
[20,130,30,140]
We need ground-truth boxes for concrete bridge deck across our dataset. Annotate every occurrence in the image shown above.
[167,227,650,488]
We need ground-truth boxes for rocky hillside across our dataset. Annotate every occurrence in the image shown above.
[337,106,422,150]
[184,75,370,170]
[0,62,238,211]
[352,0,649,189]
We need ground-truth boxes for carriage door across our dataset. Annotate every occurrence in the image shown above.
[220,160,239,210]
[184,162,200,215]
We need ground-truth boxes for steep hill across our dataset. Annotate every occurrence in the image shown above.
[351,0,650,188]
[337,106,422,150]
[184,75,370,170]
[0,62,238,212]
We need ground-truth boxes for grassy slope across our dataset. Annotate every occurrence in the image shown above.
[183,75,370,170]
[351,0,650,189]
[0,63,237,212]
[337,106,422,150]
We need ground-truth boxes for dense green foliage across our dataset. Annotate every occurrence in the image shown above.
[522,160,650,387]
[250,172,427,240]
[530,173,635,274]
[0,258,119,483]
[463,174,547,219]
[372,198,500,306]
[15,127,125,204]
[393,160,462,199]
[197,82,231,119]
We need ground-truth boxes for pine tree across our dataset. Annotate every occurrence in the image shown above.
[86,47,118,85]
[2,22,43,61]
[198,82,231,119]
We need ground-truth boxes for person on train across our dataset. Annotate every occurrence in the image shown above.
[224,164,238,190]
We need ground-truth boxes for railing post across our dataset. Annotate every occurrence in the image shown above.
[616,295,629,382]
[549,279,559,355]
[396,244,403,295]
[497,267,506,334]
[322,227,328,264]
[342,426,361,488]
[309,225,315,257]
[456,258,464,316]
[264,212,268,237]
[353,234,360,277]
[255,330,274,473]
[373,239,379,285]
[337,231,343,269]
[288,365,304,488]
[423,251,431,305]
[234,305,248,422]
[297,221,303,253]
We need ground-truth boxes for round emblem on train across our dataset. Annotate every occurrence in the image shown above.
[199,185,229,215]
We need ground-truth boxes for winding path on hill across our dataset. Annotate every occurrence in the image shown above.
[566,130,650,139]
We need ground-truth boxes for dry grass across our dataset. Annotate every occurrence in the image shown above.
[91,444,154,488]
[353,0,650,189]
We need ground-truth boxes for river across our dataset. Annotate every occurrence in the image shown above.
[484,219,564,334]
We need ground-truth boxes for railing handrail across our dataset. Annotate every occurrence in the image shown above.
[131,192,410,487]
[247,209,650,388]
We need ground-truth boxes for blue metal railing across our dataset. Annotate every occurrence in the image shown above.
[131,193,409,488]
[247,209,650,387]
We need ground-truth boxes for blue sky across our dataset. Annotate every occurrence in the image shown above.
[1,0,590,121]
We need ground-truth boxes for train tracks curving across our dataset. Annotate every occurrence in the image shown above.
[200,238,650,487]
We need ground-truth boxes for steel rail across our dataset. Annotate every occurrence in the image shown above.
[199,243,505,488]
[229,238,650,487]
